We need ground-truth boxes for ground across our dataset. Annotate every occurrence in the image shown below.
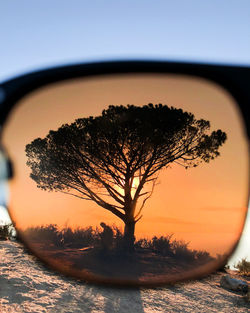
[0,240,249,313]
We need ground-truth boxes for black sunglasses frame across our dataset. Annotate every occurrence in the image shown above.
[0,60,250,137]
[0,60,249,287]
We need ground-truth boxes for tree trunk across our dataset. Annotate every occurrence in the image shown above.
[123,176,136,253]
[123,219,136,253]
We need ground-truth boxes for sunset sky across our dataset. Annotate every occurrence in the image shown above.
[1,74,249,256]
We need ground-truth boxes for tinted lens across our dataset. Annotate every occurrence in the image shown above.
[1,74,249,286]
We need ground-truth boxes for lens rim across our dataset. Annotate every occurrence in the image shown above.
[0,60,249,286]
[1,60,250,136]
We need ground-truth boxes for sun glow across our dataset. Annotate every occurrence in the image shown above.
[131,177,140,198]
[115,176,140,199]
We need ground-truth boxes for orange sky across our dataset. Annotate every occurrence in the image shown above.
[2,74,249,256]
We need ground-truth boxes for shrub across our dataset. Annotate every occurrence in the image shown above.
[235,258,250,275]
[111,225,124,249]
[0,224,10,240]
[0,223,16,240]
[151,235,173,256]
[22,224,62,247]
[20,223,213,264]
[134,234,213,263]
[61,226,97,248]
[194,250,214,262]
[171,239,196,262]
[135,238,151,249]
[22,224,119,249]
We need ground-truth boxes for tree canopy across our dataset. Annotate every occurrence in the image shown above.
[26,104,227,241]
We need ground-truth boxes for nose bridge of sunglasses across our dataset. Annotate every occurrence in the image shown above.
[0,147,13,181]
[0,87,6,105]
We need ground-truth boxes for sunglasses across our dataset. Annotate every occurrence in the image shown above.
[0,60,249,287]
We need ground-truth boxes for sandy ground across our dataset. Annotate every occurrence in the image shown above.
[0,240,249,313]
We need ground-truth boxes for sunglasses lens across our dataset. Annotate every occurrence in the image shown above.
[1,74,249,285]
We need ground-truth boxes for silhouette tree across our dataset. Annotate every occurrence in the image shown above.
[26,104,227,251]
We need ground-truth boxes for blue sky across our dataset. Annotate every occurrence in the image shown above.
[0,1,250,81]
[0,0,249,264]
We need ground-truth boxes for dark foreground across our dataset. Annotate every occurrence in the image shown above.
[29,243,214,285]
[18,225,216,285]
[0,240,249,313]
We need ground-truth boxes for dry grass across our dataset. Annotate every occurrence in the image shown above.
[0,223,15,240]
[18,224,215,283]
[235,258,250,277]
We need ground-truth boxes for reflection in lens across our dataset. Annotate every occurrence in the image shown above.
[1,74,249,285]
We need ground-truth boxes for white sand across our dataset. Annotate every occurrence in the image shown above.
[0,241,249,313]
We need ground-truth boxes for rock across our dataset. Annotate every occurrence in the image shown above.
[243,290,250,302]
[220,275,248,293]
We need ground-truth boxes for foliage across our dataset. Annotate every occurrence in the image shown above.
[25,104,227,234]
[21,224,214,264]
[135,235,173,256]
[22,224,121,249]
[194,250,213,262]
[0,223,16,240]
[235,258,250,276]
[171,240,195,261]
[60,226,98,248]
[22,224,63,247]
